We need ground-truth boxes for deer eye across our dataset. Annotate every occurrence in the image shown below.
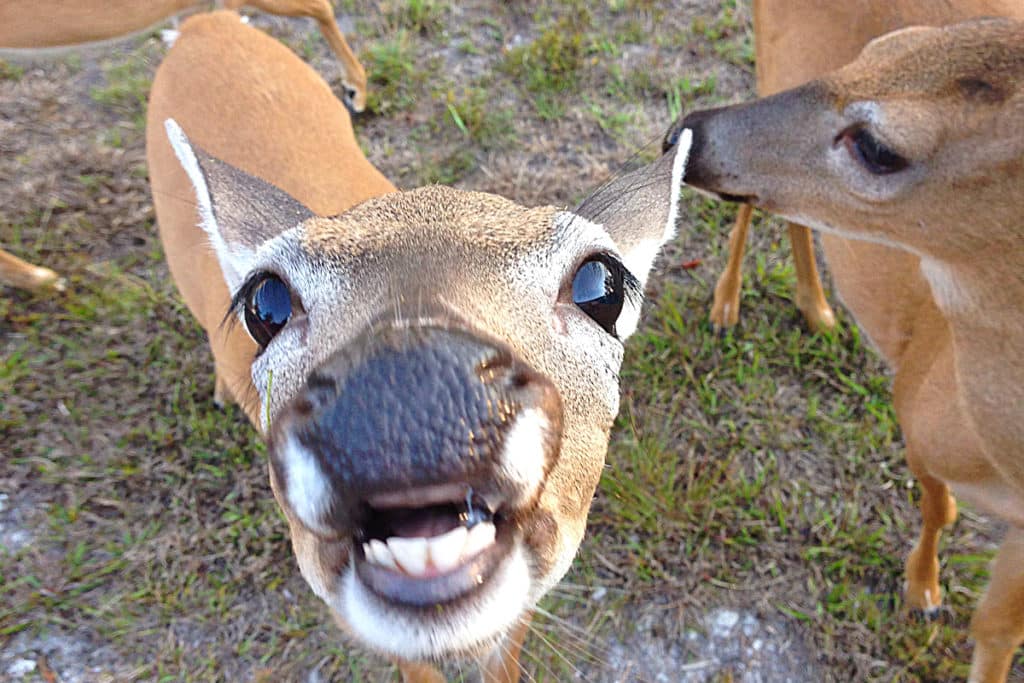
[244,273,292,348]
[844,128,909,175]
[572,254,630,337]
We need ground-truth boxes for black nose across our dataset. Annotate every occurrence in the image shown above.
[278,323,562,529]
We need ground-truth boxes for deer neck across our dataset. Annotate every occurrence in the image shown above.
[917,225,1024,463]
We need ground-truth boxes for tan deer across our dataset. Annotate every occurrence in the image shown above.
[671,15,1024,683]
[146,11,690,682]
[706,0,1023,333]
[0,0,366,295]
[0,0,366,110]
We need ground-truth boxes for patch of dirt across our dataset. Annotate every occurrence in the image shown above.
[596,606,820,683]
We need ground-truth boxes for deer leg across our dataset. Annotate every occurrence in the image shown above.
[709,204,753,329]
[904,472,957,613]
[213,366,235,409]
[968,527,1024,683]
[226,0,367,110]
[787,223,835,332]
[398,661,446,683]
[0,247,65,292]
[481,613,532,683]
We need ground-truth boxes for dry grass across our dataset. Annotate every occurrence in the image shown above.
[1,1,1020,681]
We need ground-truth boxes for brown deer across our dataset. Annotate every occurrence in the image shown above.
[671,15,1024,683]
[147,11,690,682]
[706,0,1022,333]
[0,0,366,294]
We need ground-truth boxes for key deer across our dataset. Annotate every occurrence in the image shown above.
[147,11,689,682]
[673,16,1024,683]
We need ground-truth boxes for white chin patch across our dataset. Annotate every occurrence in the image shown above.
[341,543,532,661]
[498,409,549,506]
[280,433,335,537]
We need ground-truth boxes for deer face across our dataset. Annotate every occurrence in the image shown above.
[166,120,690,663]
[671,18,1024,260]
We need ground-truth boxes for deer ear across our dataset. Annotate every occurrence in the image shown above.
[164,118,313,292]
[575,129,691,286]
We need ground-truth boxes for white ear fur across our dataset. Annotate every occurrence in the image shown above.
[664,128,692,243]
[164,118,253,293]
[613,128,693,288]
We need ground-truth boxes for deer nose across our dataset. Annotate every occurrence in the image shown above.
[271,323,563,536]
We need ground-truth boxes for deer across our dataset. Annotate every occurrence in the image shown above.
[0,0,366,110]
[0,0,366,296]
[705,0,1024,334]
[146,10,690,682]
[668,15,1024,683]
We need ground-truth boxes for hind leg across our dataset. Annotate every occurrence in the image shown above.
[788,223,835,332]
[968,527,1024,683]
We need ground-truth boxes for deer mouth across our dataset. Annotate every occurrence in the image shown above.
[353,486,515,606]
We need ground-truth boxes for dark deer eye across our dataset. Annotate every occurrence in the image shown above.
[845,128,908,175]
[244,274,292,348]
[572,255,628,336]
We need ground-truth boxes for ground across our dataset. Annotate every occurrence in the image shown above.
[1,1,1021,681]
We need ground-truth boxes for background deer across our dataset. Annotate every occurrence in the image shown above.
[147,11,689,682]
[706,0,1023,333]
[0,0,365,295]
[672,15,1024,683]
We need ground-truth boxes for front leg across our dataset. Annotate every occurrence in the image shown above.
[709,204,753,329]
[904,471,957,613]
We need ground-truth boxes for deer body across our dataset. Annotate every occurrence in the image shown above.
[675,16,1024,682]
[147,11,688,682]
[0,0,366,112]
[0,0,366,296]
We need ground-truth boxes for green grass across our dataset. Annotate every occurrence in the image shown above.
[362,32,419,114]
[2,2,1020,681]
[90,56,152,129]
[384,0,448,35]
[501,11,592,120]
[0,59,24,82]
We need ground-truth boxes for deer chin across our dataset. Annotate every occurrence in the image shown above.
[288,497,554,662]
[341,533,535,661]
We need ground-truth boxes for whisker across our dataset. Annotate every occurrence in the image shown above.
[523,617,590,680]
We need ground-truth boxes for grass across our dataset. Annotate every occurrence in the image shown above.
[362,31,419,115]
[501,10,592,120]
[2,1,1021,681]
[0,59,24,82]
[90,55,153,129]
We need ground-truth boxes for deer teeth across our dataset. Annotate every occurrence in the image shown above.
[462,521,496,560]
[387,536,428,575]
[367,539,398,571]
[362,522,499,577]
[428,525,468,573]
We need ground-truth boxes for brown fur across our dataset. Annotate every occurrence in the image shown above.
[147,10,391,422]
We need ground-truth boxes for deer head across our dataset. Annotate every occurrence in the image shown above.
[166,118,691,667]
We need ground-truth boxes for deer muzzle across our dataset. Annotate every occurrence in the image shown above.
[267,322,563,606]
[669,82,835,209]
